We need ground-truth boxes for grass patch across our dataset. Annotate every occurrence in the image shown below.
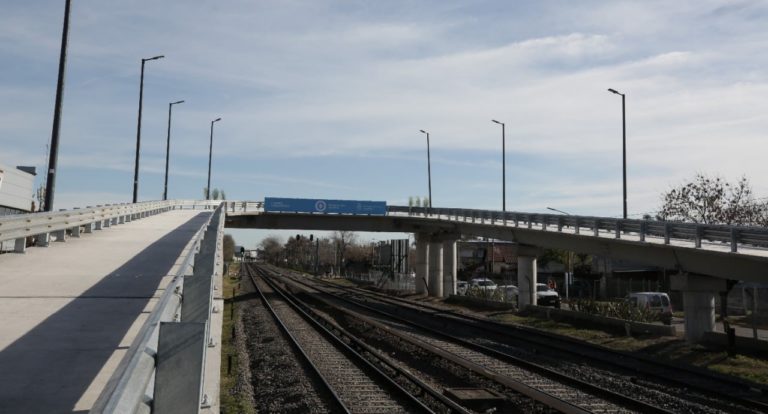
[487,307,768,385]
[219,262,255,414]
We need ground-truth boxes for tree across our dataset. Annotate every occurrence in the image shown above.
[222,234,235,262]
[259,235,283,265]
[658,174,768,225]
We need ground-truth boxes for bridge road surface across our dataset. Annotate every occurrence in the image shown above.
[0,210,211,413]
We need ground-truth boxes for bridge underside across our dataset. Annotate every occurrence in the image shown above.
[226,213,768,283]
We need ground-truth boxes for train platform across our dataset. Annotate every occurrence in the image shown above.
[0,210,210,413]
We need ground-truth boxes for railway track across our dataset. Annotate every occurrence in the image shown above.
[302,272,768,413]
[258,265,682,413]
[243,264,461,414]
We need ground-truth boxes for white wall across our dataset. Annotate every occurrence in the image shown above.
[0,161,35,213]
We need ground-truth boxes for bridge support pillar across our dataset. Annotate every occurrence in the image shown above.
[442,239,457,297]
[672,273,727,343]
[517,246,539,308]
[428,241,443,297]
[415,233,429,295]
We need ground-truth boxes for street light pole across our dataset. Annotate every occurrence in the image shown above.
[43,0,72,212]
[419,130,432,208]
[207,117,222,200]
[133,55,164,203]
[163,100,184,201]
[492,120,506,213]
[608,88,627,219]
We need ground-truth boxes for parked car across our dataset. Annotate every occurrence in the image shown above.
[457,281,469,295]
[536,283,561,308]
[470,278,498,292]
[626,292,673,325]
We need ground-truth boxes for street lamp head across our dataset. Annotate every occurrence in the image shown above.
[492,119,503,125]
[171,100,185,105]
[419,129,427,134]
[143,55,165,62]
[608,88,622,95]
[213,117,222,122]
[546,207,571,215]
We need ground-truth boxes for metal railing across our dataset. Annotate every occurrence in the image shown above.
[388,206,768,253]
[91,202,224,414]
[0,199,221,250]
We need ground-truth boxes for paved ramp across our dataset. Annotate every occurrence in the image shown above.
[0,210,210,413]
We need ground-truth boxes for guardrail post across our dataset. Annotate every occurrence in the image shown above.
[664,223,671,245]
[95,220,103,230]
[14,238,27,253]
[557,217,563,232]
[574,218,580,235]
[593,221,599,237]
[730,228,738,253]
[71,225,81,238]
[54,229,66,242]
[118,215,125,224]
[526,215,532,229]
[84,223,93,233]
[513,214,519,227]
[37,233,50,247]
[638,221,645,241]
[103,219,111,228]
[542,217,547,231]
[615,221,621,239]
[695,226,703,248]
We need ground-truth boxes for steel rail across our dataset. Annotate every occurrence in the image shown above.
[255,265,473,414]
[271,267,674,414]
[252,265,437,414]
[323,279,768,411]
[244,264,352,413]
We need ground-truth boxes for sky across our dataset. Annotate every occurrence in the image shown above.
[2,0,767,248]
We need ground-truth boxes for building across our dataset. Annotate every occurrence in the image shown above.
[0,161,36,216]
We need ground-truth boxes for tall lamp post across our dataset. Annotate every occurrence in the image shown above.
[43,0,72,212]
[608,88,627,219]
[163,100,184,200]
[492,120,506,214]
[207,117,222,200]
[133,55,165,203]
[419,129,432,208]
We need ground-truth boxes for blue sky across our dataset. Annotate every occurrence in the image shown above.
[2,1,768,247]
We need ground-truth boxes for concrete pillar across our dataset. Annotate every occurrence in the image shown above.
[442,239,457,297]
[517,255,538,308]
[428,241,443,297]
[672,273,727,343]
[415,233,429,294]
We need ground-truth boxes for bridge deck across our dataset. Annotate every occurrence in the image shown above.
[0,210,210,413]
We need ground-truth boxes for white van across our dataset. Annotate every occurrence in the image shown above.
[626,292,673,325]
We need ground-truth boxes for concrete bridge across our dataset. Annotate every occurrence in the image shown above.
[226,201,768,343]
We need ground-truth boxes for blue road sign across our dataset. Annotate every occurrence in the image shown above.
[264,197,387,215]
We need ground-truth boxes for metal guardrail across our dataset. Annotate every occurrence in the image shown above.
[0,199,221,250]
[387,206,768,253]
[91,202,224,414]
